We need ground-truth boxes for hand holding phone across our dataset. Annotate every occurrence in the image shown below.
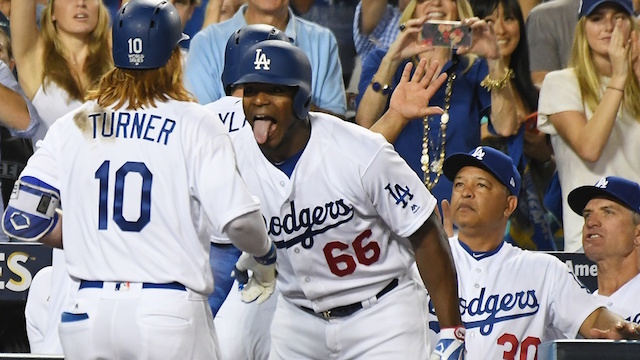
[421,20,472,48]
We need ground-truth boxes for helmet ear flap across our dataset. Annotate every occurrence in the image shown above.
[112,0,187,69]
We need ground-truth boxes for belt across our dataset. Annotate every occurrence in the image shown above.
[79,280,186,291]
[300,278,399,320]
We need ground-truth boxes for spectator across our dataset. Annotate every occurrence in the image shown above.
[356,0,519,209]
[202,0,245,27]
[353,0,410,61]
[429,145,640,359]
[568,176,640,323]
[169,0,201,29]
[537,0,640,252]
[185,0,347,117]
[10,0,113,354]
[526,0,580,86]
[470,0,556,250]
[291,0,359,86]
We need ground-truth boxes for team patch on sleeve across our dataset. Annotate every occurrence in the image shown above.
[2,178,61,242]
[385,183,421,213]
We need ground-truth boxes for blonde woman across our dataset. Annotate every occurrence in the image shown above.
[538,0,640,252]
[11,0,112,142]
[355,0,519,207]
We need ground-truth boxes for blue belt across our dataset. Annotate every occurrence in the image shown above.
[79,280,186,291]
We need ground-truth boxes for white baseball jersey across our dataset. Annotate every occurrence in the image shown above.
[427,237,602,360]
[232,112,437,311]
[594,274,640,323]
[21,99,260,295]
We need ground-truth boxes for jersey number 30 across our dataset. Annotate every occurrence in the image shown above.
[95,161,152,232]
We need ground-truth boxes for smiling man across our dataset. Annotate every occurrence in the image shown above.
[227,39,468,359]
[425,146,640,359]
[568,176,640,323]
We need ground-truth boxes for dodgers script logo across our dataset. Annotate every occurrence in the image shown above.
[428,287,540,335]
[254,48,271,70]
[267,199,354,249]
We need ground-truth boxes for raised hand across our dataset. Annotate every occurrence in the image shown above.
[609,18,631,80]
[387,17,435,63]
[455,18,500,60]
[388,58,447,121]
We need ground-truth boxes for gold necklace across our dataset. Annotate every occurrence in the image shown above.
[421,72,455,190]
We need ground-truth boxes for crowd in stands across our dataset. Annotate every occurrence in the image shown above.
[1,0,640,356]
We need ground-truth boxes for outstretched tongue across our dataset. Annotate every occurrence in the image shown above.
[253,119,273,145]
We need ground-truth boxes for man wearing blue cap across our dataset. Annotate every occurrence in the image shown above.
[568,176,640,323]
[426,146,640,360]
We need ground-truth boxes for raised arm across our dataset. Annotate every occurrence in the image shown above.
[0,82,31,131]
[356,17,432,129]
[360,0,390,35]
[370,58,446,143]
[549,21,629,163]
[10,0,45,99]
[457,18,519,136]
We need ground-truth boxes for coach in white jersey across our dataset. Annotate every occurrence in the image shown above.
[2,1,276,359]
[568,176,640,324]
[426,146,640,359]
[228,39,466,359]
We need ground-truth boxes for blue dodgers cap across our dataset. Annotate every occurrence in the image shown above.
[443,146,521,196]
[579,0,634,17]
[568,176,640,215]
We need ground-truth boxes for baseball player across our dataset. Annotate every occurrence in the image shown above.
[2,1,276,359]
[427,146,640,359]
[203,25,290,360]
[225,39,466,359]
[568,176,640,324]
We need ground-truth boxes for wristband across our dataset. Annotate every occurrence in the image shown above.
[370,80,392,95]
[606,86,624,93]
[254,242,277,265]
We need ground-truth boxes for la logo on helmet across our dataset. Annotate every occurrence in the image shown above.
[254,48,271,70]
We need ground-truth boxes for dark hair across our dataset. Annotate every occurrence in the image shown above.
[470,0,538,112]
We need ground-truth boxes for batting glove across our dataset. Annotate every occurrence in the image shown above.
[231,243,277,304]
[429,326,466,360]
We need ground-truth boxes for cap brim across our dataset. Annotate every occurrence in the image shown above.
[568,186,627,215]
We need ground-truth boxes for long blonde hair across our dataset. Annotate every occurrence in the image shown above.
[86,49,195,110]
[401,0,478,71]
[41,0,113,101]
[568,16,640,119]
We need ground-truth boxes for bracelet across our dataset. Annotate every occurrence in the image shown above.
[370,80,392,95]
[606,86,624,93]
[480,68,514,91]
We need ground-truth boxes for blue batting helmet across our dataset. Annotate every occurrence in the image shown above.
[222,24,290,95]
[112,0,188,69]
[235,40,312,119]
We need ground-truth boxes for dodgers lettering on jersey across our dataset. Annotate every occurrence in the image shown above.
[427,288,540,335]
[266,199,354,249]
[88,111,175,145]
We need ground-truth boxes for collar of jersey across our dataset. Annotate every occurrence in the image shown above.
[457,239,504,261]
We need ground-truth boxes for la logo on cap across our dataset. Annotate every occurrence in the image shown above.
[254,48,271,70]
[471,146,485,160]
[595,177,608,189]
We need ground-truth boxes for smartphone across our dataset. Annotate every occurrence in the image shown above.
[421,20,472,48]
[524,112,538,134]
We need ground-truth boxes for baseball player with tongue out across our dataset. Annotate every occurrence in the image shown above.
[227,38,466,359]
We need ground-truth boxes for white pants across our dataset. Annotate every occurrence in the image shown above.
[269,275,430,360]
[59,281,219,360]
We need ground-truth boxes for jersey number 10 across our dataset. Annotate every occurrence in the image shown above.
[95,160,152,232]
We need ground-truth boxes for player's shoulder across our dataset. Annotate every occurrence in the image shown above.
[504,244,567,269]
[203,96,243,112]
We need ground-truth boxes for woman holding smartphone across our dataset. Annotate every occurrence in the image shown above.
[471,0,558,250]
[355,0,519,208]
[537,0,640,252]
